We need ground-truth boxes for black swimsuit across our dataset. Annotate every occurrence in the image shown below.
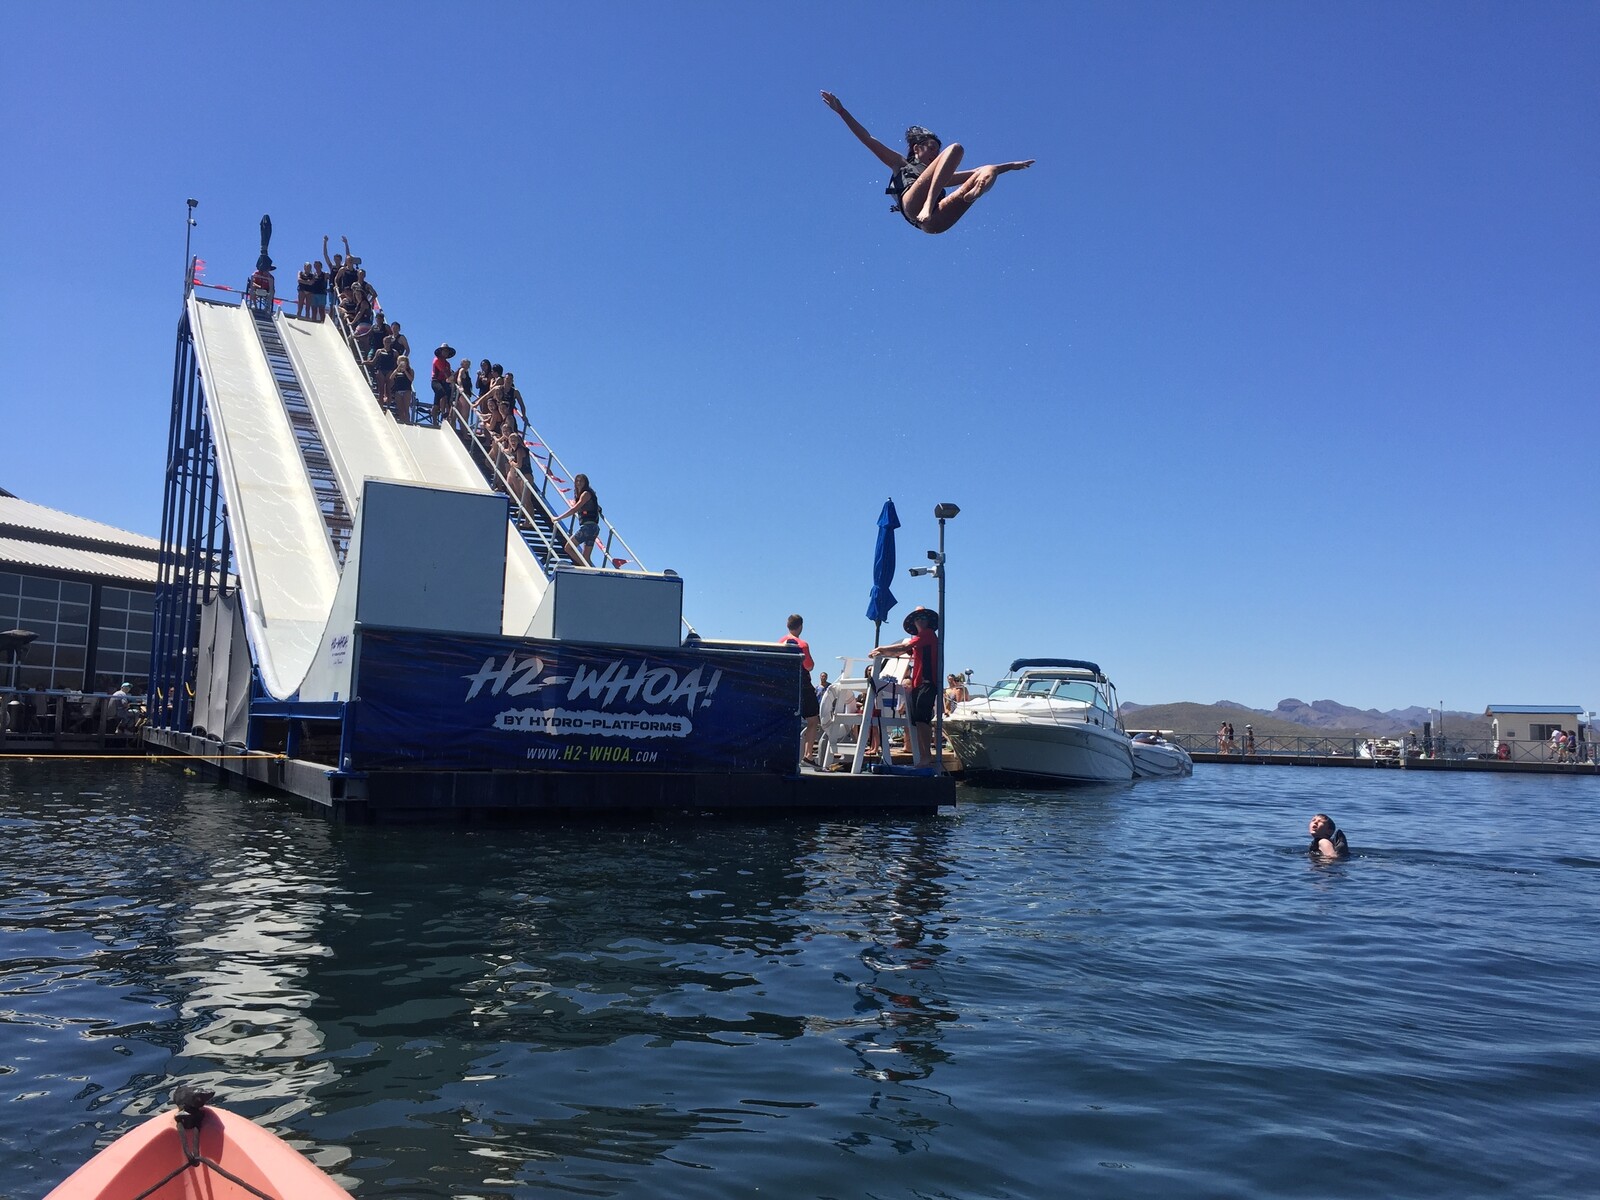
[887,160,942,229]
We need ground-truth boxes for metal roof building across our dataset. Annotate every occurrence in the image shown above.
[0,491,161,692]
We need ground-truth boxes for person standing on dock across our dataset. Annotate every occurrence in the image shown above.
[1244,725,1255,755]
[871,607,940,769]
[781,615,821,766]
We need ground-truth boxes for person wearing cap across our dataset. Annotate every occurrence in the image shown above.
[869,607,941,767]
[431,344,456,424]
[1243,724,1256,755]
[820,92,1034,234]
[107,682,133,732]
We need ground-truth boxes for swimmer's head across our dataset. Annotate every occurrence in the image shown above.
[1309,813,1334,838]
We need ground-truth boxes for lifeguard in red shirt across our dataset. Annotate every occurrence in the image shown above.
[870,607,940,769]
[781,614,821,766]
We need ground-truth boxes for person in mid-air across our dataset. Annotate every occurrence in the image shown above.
[821,91,1034,234]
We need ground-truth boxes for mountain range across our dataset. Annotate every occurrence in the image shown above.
[1120,697,1493,740]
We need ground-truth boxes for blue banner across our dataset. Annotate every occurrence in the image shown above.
[347,628,801,773]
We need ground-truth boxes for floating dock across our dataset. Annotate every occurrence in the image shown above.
[1191,751,1597,775]
[144,290,952,819]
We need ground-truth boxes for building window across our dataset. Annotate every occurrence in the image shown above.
[1529,723,1561,742]
[0,571,93,690]
[92,584,156,694]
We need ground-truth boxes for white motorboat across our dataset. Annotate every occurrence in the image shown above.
[1127,730,1195,778]
[945,659,1135,784]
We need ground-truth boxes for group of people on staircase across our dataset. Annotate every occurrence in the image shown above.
[280,235,606,569]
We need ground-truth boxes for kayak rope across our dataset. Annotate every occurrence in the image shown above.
[123,1087,280,1200]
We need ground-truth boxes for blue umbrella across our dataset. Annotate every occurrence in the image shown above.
[865,499,899,642]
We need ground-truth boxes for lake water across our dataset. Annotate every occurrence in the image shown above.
[3,760,1596,1199]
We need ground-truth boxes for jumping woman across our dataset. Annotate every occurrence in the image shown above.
[821,92,1034,234]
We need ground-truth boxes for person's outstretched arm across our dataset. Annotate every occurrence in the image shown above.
[821,91,904,170]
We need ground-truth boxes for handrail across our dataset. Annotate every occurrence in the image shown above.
[444,382,648,573]
[521,414,649,573]
[195,266,696,631]
[445,389,578,568]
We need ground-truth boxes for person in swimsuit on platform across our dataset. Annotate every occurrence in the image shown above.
[309,261,329,322]
[820,92,1034,234]
[554,473,602,566]
[1308,813,1349,859]
[295,262,314,319]
[389,355,416,424]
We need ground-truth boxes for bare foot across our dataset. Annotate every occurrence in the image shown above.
[970,166,1000,197]
[999,160,1035,173]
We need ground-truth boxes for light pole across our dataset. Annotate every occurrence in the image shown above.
[908,503,960,773]
[184,198,198,295]
[932,504,959,772]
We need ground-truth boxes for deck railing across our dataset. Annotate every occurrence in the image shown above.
[1158,731,1595,764]
[0,688,146,750]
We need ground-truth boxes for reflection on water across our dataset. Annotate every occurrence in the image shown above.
[4,762,1599,1199]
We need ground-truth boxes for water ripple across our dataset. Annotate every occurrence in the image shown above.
[3,761,1597,1198]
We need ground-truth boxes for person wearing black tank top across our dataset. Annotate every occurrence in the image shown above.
[295,262,314,319]
[821,92,1034,234]
[554,473,602,566]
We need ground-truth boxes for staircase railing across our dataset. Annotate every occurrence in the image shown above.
[442,385,649,576]
[313,293,662,592]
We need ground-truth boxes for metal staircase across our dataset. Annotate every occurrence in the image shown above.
[248,307,353,565]
[506,485,567,573]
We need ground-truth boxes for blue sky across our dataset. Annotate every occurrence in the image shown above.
[3,3,1595,713]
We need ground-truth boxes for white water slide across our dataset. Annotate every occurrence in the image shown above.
[186,298,547,700]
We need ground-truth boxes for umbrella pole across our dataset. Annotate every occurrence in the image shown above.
[853,622,884,776]
[870,620,888,770]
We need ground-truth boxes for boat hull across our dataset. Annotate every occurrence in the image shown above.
[1131,740,1194,778]
[46,1105,352,1200]
[947,714,1135,784]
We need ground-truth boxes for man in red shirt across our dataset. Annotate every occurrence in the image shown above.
[870,607,939,769]
[430,344,456,425]
[780,614,820,765]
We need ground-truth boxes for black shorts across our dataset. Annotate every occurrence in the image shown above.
[910,681,937,724]
[799,676,820,719]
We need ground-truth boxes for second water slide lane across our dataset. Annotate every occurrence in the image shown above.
[187,299,340,699]
[275,317,548,636]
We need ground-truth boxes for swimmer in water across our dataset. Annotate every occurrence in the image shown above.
[1308,813,1349,859]
[820,92,1034,234]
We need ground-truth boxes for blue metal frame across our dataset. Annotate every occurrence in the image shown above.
[149,303,230,734]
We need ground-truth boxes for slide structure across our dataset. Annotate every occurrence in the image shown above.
[186,297,548,699]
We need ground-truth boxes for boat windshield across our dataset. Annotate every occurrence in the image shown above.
[990,676,1108,709]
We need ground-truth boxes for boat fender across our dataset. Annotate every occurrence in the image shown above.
[1496,742,1510,760]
